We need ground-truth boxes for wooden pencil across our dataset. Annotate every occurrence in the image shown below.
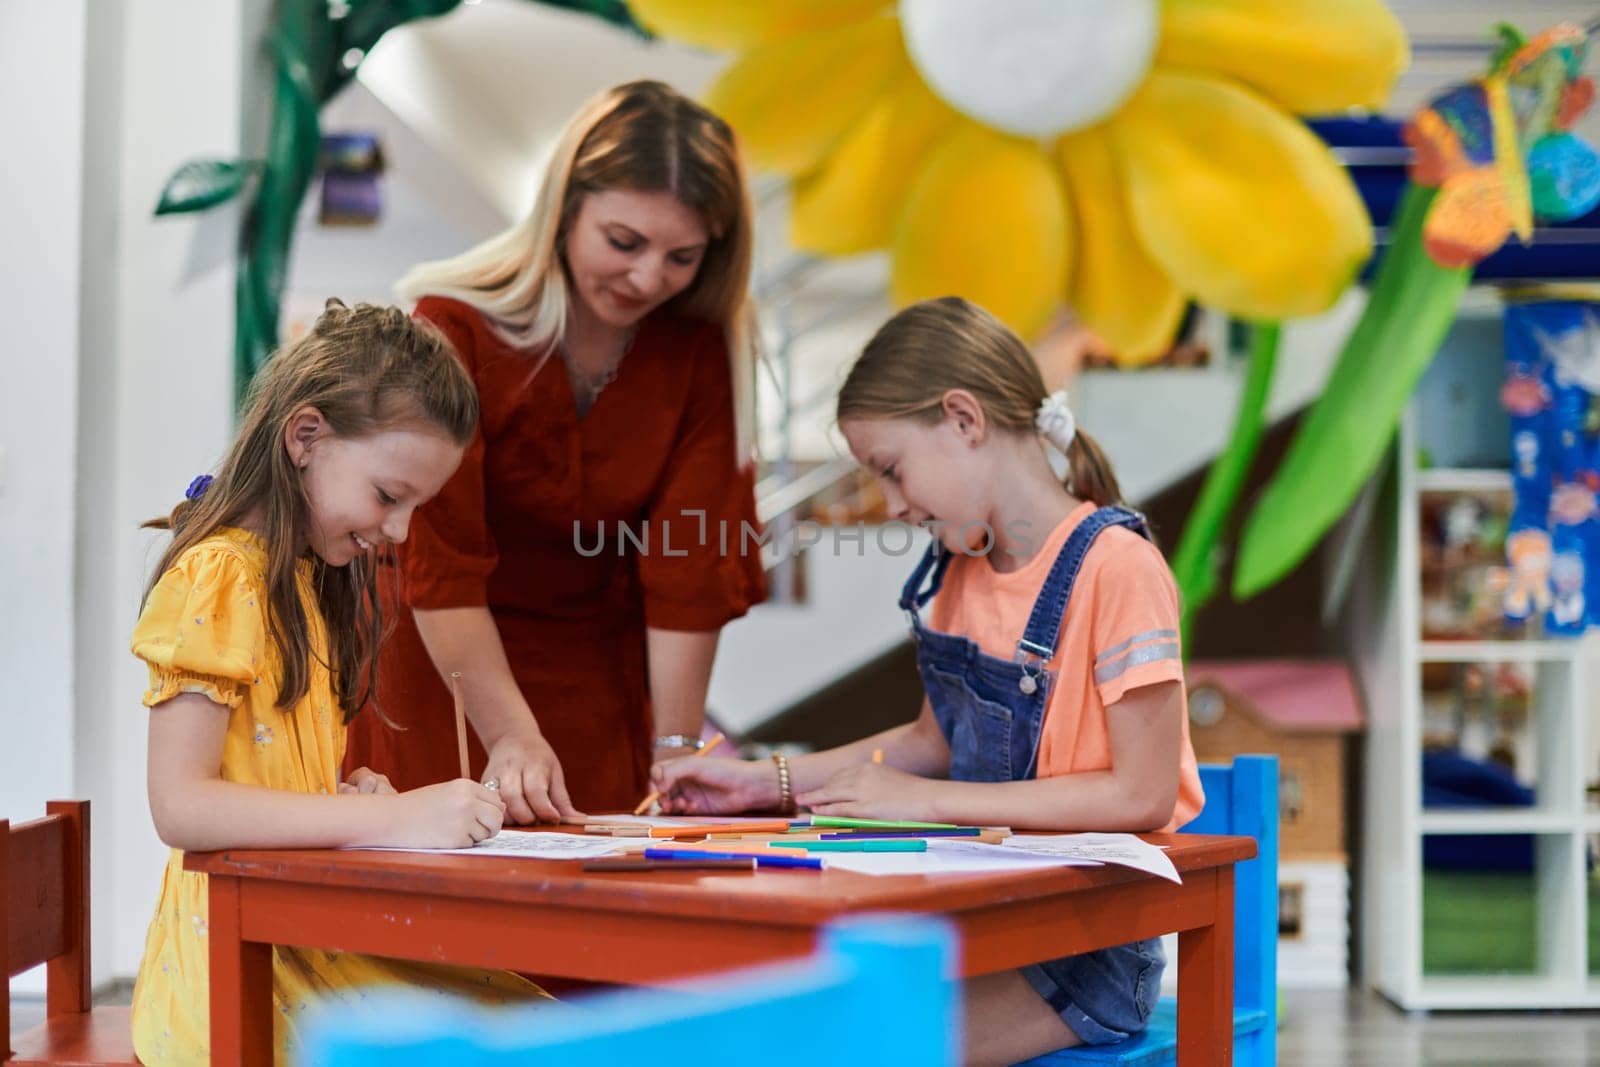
[451,672,470,780]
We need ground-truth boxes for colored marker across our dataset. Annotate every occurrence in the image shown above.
[583,857,755,872]
[647,820,794,838]
[770,839,926,852]
[809,816,960,830]
[643,848,824,870]
[818,828,981,839]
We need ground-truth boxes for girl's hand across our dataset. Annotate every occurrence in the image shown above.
[650,743,701,781]
[383,779,505,849]
[484,721,582,824]
[339,766,395,795]
[654,756,778,815]
[797,764,936,821]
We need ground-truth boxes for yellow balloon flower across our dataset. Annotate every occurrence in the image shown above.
[632,0,1408,363]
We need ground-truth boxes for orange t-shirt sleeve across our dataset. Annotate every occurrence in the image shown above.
[1087,536,1184,706]
[399,297,499,609]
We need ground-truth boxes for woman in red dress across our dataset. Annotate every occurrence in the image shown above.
[344,81,766,819]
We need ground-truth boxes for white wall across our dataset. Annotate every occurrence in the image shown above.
[1,0,89,995]
[73,0,130,994]
[94,0,271,985]
[3,0,267,991]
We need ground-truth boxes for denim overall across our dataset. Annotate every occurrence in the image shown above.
[899,506,1165,1044]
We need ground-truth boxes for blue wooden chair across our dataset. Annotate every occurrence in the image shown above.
[1018,754,1280,1066]
[300,915,959,1066]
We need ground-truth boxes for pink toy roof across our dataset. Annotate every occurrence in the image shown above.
[1185,659,1364,733]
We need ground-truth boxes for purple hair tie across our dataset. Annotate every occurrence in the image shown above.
[185,474,214,501]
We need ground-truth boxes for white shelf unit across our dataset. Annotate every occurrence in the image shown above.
[1350,407,1600,1011]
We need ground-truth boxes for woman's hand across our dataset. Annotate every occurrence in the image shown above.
[797,763,938,821]
[338,766,395,795]
[484,720,582,824]
[380,779,506,849]
[655,756,778,815]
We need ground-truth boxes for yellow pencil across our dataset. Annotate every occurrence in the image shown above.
[872,748,884,764]
[633,731,725,815]
[451,672,470,780]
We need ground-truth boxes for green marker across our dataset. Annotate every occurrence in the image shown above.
[769,839,928,852]
[808,816,960,830]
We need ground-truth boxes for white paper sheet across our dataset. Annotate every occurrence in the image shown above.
[816,840,1103,877]
[353,831,630,859]
[994,833,1181,883]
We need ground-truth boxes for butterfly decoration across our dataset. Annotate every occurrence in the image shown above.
[1404,23,1598,268]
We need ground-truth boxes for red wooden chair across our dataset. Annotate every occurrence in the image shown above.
[4,800,137,1065]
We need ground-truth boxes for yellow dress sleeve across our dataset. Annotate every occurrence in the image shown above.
[131,542,266,710]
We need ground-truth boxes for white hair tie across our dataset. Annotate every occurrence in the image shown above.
[1035,389,1076,453]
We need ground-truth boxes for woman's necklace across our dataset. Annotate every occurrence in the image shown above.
[563,326,637,418]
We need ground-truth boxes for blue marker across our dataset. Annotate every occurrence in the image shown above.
[643,848,824,871]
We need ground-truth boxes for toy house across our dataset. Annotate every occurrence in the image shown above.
[1186,659,1365,988]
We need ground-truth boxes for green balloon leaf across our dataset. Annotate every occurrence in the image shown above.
[1232,182,1473,600]
[154,159,263,216]
[1172,320,1280,645]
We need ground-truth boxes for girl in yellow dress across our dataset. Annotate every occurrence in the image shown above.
[129,301,549,1065]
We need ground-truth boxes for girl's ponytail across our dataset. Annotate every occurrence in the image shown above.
[1065,430,1122,508]
[143,475,214,533]
[1034,388,1122,507]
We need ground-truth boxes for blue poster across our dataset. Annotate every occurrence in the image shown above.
[1502,300,1600,634]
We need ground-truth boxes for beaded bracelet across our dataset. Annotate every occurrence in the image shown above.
[771,753,796,815]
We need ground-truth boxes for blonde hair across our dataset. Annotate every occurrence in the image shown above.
[144,301,479,722]
[396,79,758,458]
[838,297,1124,507]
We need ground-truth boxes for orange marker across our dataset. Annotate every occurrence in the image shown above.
[872,748,884,765]
[647,820,794,839]
[634,731,726,815]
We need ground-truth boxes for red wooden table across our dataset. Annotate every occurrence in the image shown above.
[185,831,1254,1065]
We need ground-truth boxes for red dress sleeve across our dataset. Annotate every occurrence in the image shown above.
[638,325,769,630]
[399,297,498,609]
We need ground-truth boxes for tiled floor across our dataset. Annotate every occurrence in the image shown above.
[1277,988,1600,1066]
[13,984,1600,1064]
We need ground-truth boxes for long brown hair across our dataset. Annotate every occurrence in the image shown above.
[396,79,758,458]
[143,301,479,721]
[837,297,1124,507]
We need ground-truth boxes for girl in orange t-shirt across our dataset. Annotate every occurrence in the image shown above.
[654,297,1203,1064]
